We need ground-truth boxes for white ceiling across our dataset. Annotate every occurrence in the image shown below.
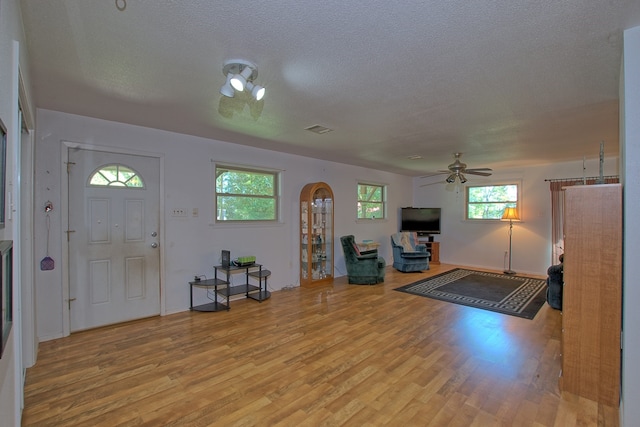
[19,0,640,176]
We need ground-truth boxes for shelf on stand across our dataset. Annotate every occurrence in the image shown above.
[247,269,272,302]
[189,278,229,312]
[189,263,272,312]
[216,284,261,297]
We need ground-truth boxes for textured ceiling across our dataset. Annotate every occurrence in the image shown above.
[19,0,640,176]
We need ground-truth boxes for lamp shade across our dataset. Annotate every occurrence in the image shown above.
[501,207,520,221]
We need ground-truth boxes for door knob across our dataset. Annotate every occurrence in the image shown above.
[151,242,158,248]
[151,231,157,237]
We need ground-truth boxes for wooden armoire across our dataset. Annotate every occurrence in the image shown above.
[560,183,622,406]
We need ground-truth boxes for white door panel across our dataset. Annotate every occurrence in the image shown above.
[69,148,160,331]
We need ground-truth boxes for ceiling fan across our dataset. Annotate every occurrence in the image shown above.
[423,152,492,184]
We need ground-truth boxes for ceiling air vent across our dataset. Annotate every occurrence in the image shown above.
[305,124,333,134]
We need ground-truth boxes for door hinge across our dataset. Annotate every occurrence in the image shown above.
[65,229,76,241]
[66,161,76,174]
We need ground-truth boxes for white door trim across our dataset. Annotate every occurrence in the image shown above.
[61,140,166,337]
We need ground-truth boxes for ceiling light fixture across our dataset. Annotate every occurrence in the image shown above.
[245,82,265,101]
[219,74,235,98]
[445,172,467,184]
[230,66,253,91]
[221,59,265,101]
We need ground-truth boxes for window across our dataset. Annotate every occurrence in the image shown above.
[466,183,519,220]
[215,164,279,222]
[357,183,386,219]
[89,164,144,188]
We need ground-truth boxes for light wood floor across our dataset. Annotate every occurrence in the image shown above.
[22,264,619,426]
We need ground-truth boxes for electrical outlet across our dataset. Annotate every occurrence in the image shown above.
[171,208,187,217]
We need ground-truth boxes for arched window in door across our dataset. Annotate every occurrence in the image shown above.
[88,164,145,188]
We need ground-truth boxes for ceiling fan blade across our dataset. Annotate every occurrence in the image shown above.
[466,168,492,172]
[465,170,492,176]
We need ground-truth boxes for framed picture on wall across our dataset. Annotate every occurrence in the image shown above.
[0,117,5,229]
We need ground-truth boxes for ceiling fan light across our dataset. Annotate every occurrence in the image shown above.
[446,174,456,183]
[459,173,468,184]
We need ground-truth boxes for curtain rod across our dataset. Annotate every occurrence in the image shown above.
[544,175,619,182]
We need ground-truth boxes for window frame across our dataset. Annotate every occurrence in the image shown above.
[357,181,387,220]
[465,181,521,221]
[214,163,281,223]
[88,163,145,188]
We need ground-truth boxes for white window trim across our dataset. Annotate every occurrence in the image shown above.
[212,161,283,225]
[356,180,388,221]
[464,179,523,222]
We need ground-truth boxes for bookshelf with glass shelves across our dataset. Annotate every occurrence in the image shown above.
[300,182,334,287]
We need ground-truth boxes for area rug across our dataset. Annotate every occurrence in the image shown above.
[394,268,547,319]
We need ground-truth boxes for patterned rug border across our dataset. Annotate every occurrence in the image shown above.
[394,268,547,319]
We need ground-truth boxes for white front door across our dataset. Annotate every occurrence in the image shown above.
[68,148,160,331]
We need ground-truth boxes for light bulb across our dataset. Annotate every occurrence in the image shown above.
[229,65,253,91]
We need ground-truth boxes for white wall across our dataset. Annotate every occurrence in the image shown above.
[621,25,640,427]
[0,0,34,425]
[34,109,413,341]
[413,157,619,275]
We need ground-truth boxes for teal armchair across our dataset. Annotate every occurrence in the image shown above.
[391,232,430,272]
[340,235,386,285]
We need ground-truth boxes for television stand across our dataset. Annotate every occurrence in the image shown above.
[417,238,440,264]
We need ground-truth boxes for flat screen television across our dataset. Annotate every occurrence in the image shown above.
[400,207,441,235]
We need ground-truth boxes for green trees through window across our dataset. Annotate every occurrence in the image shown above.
[466,184,518,220]
[215,165,279,221]
[357,183,386,219]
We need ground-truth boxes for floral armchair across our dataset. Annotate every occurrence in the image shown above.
[390,232,430,272]
[339,235,386,285]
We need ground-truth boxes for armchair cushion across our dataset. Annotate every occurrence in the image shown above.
[390,232,430,272]
[340,235,386,285]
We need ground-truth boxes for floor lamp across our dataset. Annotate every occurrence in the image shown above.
[502,207,520,275]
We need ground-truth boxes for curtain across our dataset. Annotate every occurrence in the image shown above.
[549,177,619,264]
